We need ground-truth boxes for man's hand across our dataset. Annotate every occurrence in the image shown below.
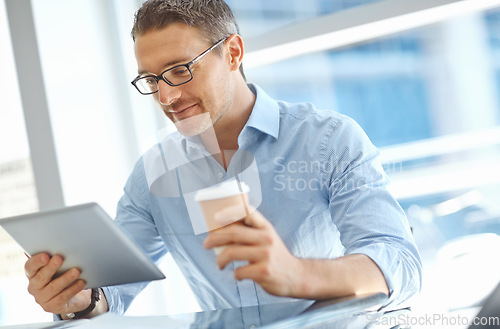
[25,253,92,317]
[203,207,304,297]
[203,206,389,300]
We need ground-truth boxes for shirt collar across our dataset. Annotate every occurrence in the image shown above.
[244,83,280,140]
[183,83,280,149]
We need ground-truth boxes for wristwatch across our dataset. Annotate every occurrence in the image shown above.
[66,288,100,320]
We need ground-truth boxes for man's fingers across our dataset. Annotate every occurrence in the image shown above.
[25,254,90,315]
[29,255,65,291]
[233,262,269,282]
[37,267,82,303]
[25,253,50,279]
[214,205,269,229]
[217,245,266,270]
[43,280,87,314]
[204,224,273,249]
[214,204,251,227]
[242,208,270,229]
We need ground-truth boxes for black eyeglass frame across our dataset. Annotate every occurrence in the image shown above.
[131,37,228,95]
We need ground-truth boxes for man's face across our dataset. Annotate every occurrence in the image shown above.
[134,24,234,136]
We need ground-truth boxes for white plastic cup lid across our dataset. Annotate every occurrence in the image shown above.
[194,181,249,202]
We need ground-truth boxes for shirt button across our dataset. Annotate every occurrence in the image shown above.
[217,172,224,179]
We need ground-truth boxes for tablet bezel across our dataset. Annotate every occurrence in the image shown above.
[0,203,165,289]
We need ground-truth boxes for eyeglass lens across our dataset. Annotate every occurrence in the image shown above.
[135,65,193,94]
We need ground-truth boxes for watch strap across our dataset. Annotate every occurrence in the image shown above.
[66,288,100,320]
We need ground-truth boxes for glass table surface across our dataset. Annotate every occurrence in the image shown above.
[0,292,387,329]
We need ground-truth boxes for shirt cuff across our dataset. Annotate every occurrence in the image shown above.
[346,242,422,310]
[101,285,124,314]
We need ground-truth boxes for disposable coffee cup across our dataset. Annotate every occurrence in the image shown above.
[195,181,250,255]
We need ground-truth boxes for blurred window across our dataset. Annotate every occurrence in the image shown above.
[0,0,42,325]
[226,0,382,37]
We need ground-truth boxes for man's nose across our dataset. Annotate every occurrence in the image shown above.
[158,80,181,106]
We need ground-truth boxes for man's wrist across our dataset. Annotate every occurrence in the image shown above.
[294,258,314,298]
[62,288,101,320]
[90,288,109,317]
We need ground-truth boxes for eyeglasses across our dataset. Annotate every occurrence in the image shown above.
[131,37,227,95]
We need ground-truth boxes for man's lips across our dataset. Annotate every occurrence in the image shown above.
[168,104,196,114]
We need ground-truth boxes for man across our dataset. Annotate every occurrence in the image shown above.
[24,0,422,321]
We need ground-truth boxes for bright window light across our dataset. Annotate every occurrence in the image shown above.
[245,0,500,68]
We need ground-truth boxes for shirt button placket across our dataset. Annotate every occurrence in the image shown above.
[234,260,261,328]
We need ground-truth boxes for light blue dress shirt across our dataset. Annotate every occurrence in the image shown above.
[102,84,422,322]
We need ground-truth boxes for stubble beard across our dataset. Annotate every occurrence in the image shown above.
[165,86,232,137]
[167,102,227,137]
[173,112,213,136]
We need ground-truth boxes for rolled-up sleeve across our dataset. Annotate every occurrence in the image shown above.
[324,116,422,308]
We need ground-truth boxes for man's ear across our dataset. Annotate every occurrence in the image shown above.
[225,34,244,73]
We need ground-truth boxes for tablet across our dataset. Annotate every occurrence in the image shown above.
[0,203,165,289]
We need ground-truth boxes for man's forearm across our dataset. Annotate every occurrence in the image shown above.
[295,254,389,300]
